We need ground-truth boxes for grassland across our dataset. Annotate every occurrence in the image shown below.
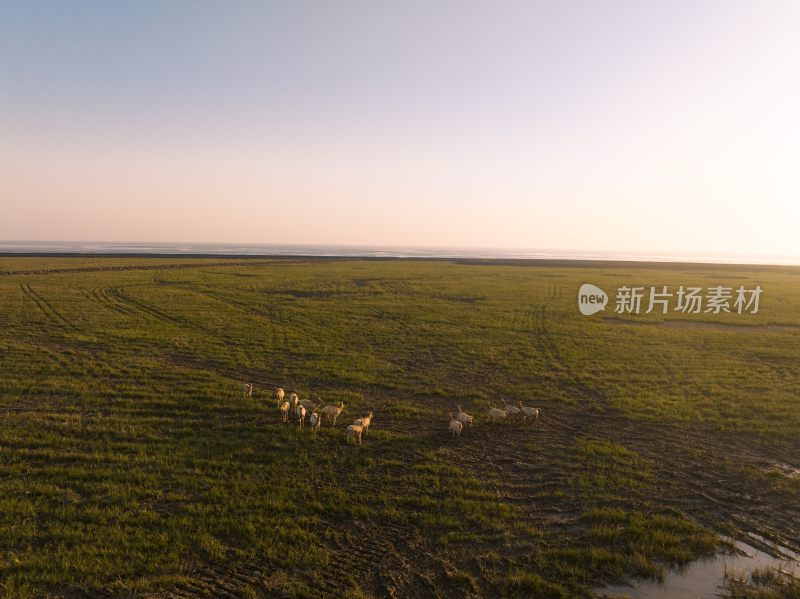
[0,257,798,598]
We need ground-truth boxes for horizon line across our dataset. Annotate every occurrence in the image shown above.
[1,240,799,267]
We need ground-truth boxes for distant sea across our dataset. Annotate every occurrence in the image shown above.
[0,241,797,266]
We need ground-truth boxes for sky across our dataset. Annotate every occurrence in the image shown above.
[1,1,798,259]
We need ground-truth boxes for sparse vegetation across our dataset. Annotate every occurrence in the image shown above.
[723,567,800,598]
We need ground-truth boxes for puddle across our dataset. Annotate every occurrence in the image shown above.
[596,538,800,598]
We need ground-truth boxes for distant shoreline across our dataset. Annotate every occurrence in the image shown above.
[1,242,797,267]
[1,253,799,272]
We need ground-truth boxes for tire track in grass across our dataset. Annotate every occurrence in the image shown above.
[194,288,286,351]
[310,520,415,598]
[508,293,568,379]
[530,298,567,375]
[520,295,606,413]
[167,563,276,598]
[306,420,474,598]
[60,588,114,599]
[84,286,222,344]
[78,285,162,321]
[76,287,134,317]
[446,404,584,550]
[106,287,191,327]
[20,283,79,333]
[200,289,270,317]
[96,287,137,316]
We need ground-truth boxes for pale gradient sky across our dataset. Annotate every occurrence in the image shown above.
[1,1,798,258]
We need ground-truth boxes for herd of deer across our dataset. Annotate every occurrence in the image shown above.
[243,383,539,444]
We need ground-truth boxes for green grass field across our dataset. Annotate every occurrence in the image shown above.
[1,257,798,598]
